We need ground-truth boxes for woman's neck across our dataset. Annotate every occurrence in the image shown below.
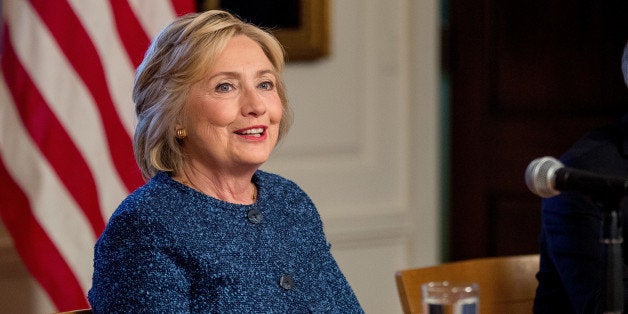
[175,163,258,205]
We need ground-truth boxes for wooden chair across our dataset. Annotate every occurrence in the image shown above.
[395,254,539,314]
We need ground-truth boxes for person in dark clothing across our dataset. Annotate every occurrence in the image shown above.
[534,42,628,313]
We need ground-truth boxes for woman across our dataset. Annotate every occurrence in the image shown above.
[88,10,363,313]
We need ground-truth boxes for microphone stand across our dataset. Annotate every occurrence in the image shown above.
[597,194,624,314]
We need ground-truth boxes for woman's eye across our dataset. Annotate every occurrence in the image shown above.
[258,81,274,90]
[215,83,233,93]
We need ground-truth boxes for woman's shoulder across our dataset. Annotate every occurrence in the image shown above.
[255,170,309,197]
[255,170,317,211]
[110,173,186,222]
[255,169,296,184]
[100,173,194,245]
[560,117,628,174]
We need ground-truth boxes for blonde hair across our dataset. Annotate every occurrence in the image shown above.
[133,10,291,179]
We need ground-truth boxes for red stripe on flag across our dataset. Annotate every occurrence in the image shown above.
[2,27,105,236]
[171,0,197,16]
[0,157,89,311]
[29,0,143,191]
[110,0,151,69]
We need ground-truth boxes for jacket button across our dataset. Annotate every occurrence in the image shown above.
[247,208,263,224]
[279,274,294,290]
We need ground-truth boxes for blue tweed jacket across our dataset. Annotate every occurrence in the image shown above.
[88,171,363,313]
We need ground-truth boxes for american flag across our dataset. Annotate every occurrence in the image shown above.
[0,0,195,311]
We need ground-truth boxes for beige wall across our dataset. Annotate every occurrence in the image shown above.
[0,0,441,312]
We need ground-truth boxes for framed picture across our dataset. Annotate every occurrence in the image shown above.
[198,0,329,61]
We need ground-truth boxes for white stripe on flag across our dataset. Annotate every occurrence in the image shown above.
[129,0,179,39]
[68,0,138,135]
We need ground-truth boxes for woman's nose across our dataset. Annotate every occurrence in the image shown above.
[241,88,266,116]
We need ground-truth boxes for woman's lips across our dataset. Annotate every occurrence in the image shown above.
[234,126,267,140]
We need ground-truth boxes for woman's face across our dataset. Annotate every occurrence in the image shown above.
[181,35,282,173]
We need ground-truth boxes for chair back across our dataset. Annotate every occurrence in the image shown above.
[395,254,539,314]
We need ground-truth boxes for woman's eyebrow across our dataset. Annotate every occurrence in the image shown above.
[208,69,277,80]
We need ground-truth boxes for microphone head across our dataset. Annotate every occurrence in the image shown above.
[525,156,563,198]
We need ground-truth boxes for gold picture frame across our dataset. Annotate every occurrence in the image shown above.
[199,0,329,61]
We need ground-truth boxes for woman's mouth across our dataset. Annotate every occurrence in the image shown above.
[234,126,267,139]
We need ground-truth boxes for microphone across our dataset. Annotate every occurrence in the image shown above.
[524,156,628,198]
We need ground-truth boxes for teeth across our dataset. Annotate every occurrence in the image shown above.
[240,128,264,135]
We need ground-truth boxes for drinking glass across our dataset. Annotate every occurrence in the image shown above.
[421,281,479,314]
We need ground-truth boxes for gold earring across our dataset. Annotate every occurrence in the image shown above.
[176,129,187,139]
